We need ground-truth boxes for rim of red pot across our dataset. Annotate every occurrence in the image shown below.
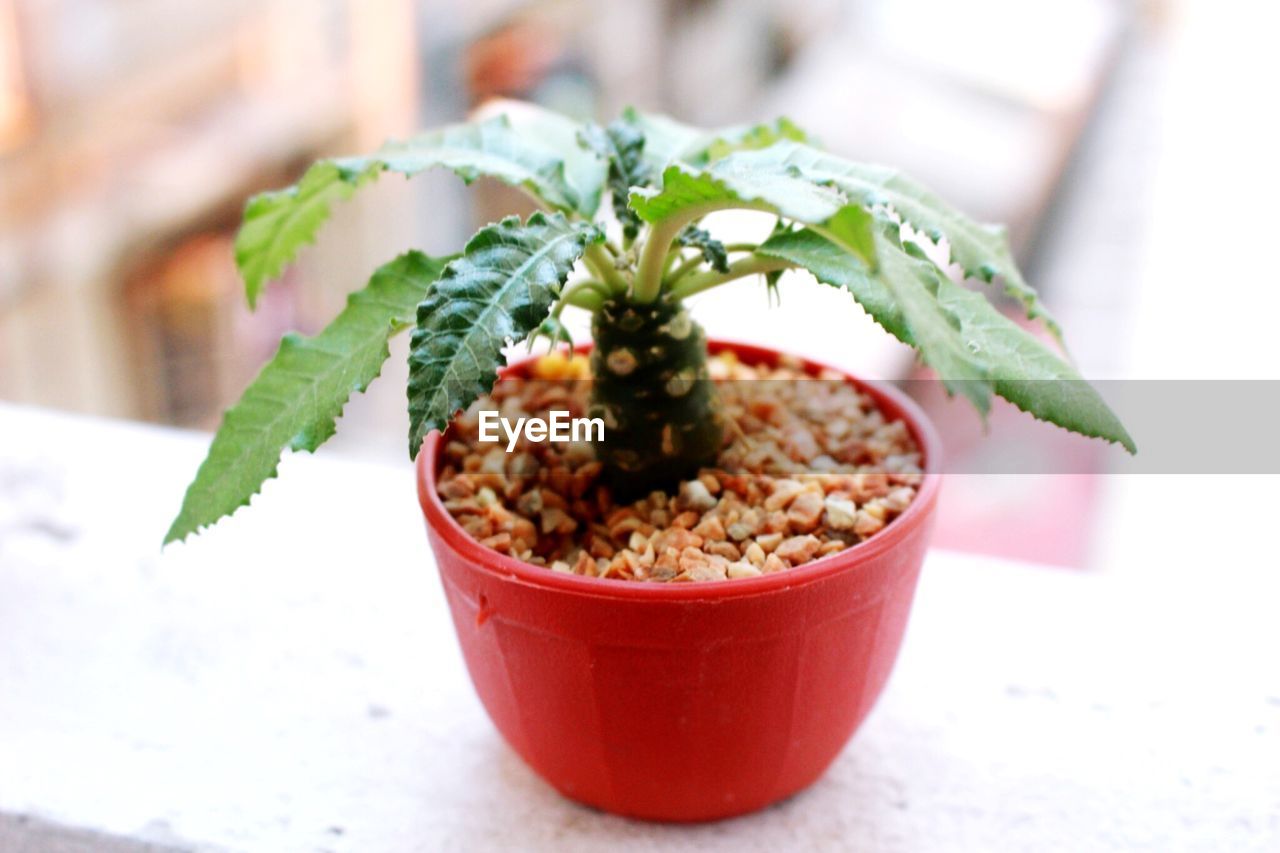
[417,339,942,602]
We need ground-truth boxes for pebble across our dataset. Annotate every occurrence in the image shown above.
[786,490,825,532]
[678,479,718,512]
[775,535,822,564]
[436,351,922,582]
[823,497,858,531]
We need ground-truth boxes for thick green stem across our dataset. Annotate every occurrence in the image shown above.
[632,218,686,303]
[589,296,723,496]
[632,201,772,303]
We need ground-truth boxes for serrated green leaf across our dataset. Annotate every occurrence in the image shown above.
[579,120,652,240]
[760,224,1134,451]
[705,117,813,161]
[678,225,729,273]
[621,107,718,173]
[236,111,605,307]
[932,274,1136,452]
[621,108,815,173]
[165,251,451,544]
[407,212,602,457]
[630,162,877,269]
[871,224,995,415]
[728,141,1059,338]
[758,227,907,340]
[501,103,607,217]
[236,160,379,309]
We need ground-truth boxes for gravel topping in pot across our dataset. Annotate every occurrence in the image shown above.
[436,351,922,581]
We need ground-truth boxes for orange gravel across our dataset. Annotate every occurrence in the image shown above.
[436,351,922,582]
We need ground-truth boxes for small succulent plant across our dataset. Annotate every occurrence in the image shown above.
[166,102,1133,543]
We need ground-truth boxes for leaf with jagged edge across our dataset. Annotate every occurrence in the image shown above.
[678,225,729,273]
[500,102,607,218]
[165,251,451,544]
[758,225,1135,451]
[758,226,908,341]
[630,161,877,270]
[705,117,813,161]
[866,222,995,415]
[621,108,718,173]
[728,140,1060,339]
[237,110,605,307]
[579,120,652,240]
[923,248,1136,452]
[621,108,815,174]
[407,212,602,457]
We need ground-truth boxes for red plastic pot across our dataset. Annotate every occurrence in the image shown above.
[417,340,941,822]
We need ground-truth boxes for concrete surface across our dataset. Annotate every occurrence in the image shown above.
[1,402,1277,851]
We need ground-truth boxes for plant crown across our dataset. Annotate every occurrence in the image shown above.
[166,103,1134,544]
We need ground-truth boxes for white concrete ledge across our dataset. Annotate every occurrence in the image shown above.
[1,402,1277,851]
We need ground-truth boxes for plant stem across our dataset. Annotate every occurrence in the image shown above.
[558,280,609,311]
[668,255,794,300]
[632,201,773,303]
[583,243,629,294]
[665,252,705,283]
[590,297,723,495]
[661,247,682,276]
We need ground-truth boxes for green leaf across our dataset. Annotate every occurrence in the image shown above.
[501,103,608,217]
[871,224,995,415]
[621,107,718,173]
[165,251,451,544]
[621,108,815,172]
[630,161,878,269]
[407,212,602,457]
[236,111,605,307]
[579,120,652,240]
[731,141,1059,337]
[760,224,1134,451]
[930,268,1136,452]
[705,117,813,161]
[236,160,379,308]
[678,225,729,273]
[758,226,907,341]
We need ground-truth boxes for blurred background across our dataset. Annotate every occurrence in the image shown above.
[1,0,1276,569]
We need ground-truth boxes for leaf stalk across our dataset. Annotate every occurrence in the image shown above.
[583,243,629,293]
[632,200,772,303]
[668,255,794,300]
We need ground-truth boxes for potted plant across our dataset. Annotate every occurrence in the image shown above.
[167,101,1133,821]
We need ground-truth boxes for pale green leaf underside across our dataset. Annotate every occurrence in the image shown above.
[498,102,608,218]
[165,251,451,544]
[630,161,877,269]
[236,110,605,307]
[622,108,719,172]
[704,117,812,162]
[622,108,815,174]
[407,212,602,457]
[759,227,1134,451]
